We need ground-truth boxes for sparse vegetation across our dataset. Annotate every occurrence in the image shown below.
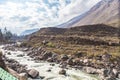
[46,42,55,48]
[25,24,120,60]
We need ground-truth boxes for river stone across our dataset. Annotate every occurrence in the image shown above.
[17,54,24,57]
[47,57,53,62]
[59,69,66,75]
[7,52,11,55]
[28,69,39,78]
[47,69,51,72]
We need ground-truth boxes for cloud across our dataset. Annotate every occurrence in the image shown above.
[0,0,101,35]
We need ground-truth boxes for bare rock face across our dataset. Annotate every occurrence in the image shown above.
[27,69,39,78]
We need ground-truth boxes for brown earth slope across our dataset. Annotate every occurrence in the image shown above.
[25,24,120,56]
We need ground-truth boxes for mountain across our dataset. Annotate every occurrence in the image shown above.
[56,13,87,28]
[20,28,39,36]
[56,0,120,28]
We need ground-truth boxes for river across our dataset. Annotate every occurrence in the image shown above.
[0,45,100,80]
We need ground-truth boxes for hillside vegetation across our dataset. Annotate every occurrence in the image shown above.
[24,24,120,58]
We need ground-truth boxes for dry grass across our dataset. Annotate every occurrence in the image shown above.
[25,30,120,58]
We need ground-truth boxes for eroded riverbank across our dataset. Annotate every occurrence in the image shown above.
[0,44,100,80]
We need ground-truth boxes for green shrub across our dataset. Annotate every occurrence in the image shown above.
[46,42,55,48]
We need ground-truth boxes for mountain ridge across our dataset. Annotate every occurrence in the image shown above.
[56,0,120,28]
[20,28,39,36]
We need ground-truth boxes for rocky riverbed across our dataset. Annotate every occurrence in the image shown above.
[0,44,101,80]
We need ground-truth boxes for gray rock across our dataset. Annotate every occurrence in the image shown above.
[23,48,28,51]
[102,53,111,61]
[28,69,39,78]
[112,69,118,76]
[85,67,97,74]
[47,57,53,62]
[83,59,89,63]
[42,51,52,60]
[47,69,51,72]
[61,54,69,61]
[67,58,73,65]
[17,54,24,57]
[101,69,109,77]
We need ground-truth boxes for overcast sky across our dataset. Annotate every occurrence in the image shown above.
[0,0,101,34]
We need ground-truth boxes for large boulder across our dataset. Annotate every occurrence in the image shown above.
[27,69,39,78]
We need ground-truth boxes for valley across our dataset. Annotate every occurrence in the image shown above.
[0,0,120,80]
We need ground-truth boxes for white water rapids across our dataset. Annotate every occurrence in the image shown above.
[0,45,100,80]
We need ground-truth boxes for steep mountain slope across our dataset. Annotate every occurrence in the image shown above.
[57,0,120,28]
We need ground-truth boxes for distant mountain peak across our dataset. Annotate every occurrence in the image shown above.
[20,28,39,36]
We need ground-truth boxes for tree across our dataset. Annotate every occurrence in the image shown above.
[3,27,13,40]
[5,31,12,40]
[0,29,3,41]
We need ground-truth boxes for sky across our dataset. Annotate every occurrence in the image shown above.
[0,0,101,35]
